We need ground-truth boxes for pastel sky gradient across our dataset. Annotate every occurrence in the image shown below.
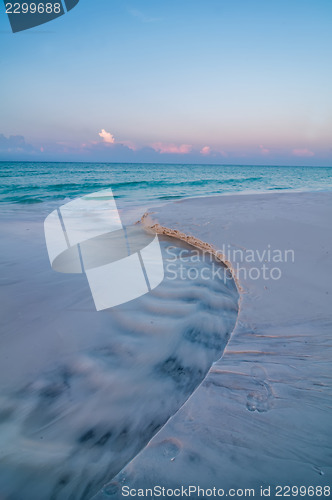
[0,0,331,165]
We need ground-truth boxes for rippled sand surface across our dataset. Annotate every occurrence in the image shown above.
[0,209,239,499]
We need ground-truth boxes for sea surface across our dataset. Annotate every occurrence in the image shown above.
[1,162,331,211]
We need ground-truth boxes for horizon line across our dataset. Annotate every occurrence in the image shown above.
[0,160,331,169]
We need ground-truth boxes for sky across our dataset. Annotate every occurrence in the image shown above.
[0,0,331,165]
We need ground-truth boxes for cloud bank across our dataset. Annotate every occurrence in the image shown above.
[151,142,192,154]
[0,131,328,166]
[0,134,34,153]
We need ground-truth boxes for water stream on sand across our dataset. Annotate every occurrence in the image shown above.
[0,209,239,499]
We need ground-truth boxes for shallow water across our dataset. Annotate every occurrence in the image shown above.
[0,208,239,499]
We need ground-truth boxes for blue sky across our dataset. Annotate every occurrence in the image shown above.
[0,0,331,165]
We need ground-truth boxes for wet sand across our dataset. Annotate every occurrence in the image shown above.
[98,191,332,498]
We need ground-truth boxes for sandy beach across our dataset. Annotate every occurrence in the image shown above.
[0,190,331,499]
[95,191,332,498]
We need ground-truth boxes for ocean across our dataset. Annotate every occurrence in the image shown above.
[1,162,331,210]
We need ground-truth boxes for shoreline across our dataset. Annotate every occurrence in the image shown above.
[139,211,243,293]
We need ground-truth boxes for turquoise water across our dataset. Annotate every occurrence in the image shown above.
[0,162,331,207]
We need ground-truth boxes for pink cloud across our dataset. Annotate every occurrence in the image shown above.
[200,146,211,156]
[97,130,138,150]
[259,144,270,155]
[151,142,192,154]
[98,129,115,144]
[292,148,314,157]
